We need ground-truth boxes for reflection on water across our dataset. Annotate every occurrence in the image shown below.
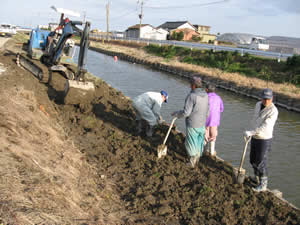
[80,48,300,207]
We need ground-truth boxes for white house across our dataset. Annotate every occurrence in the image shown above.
[125,24,168,40]
[144,27,168,40]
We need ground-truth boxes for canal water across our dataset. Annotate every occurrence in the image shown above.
[79,49,300,207]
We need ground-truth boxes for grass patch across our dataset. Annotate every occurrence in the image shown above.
[12,32,30,43]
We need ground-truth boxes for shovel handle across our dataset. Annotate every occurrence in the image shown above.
[238,136,251,172]
[162,117,177,145]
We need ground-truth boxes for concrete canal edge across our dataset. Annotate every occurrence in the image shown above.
[89,46,300,211]
[89,46,300,113]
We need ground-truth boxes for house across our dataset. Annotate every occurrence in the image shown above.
[145,28,168,40]
[111,31,124,38]
[193,24,210,35]
[158,21,204,41]
[171,28,200,41]
[157,21,196,32]
[125,24,168,40]
[193,24,216,43]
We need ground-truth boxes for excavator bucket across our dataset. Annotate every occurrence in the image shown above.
[64,80,95,105]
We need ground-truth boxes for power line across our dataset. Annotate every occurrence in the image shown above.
[87,8,137,22]
[145,0,229,9]
[110,9,138,21]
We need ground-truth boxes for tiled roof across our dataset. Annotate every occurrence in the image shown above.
[157,21,190,30]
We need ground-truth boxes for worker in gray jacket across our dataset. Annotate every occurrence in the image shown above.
[244,88,278,192]
[172,76,209,168]
[132,91,168,137]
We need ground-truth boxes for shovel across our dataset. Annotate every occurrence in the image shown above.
[234,136,252,184]
[157,117,177,159]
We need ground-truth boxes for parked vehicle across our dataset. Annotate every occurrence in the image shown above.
[249,37,269,51]
[0,23,17,37]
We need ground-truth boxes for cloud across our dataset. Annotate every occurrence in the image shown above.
[265,0,300,13]
[237,0,300,15]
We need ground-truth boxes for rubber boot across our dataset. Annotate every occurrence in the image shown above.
[188,156,197,168]
[253,176,268,192]
[146,125,154,137]
[188,153,200,168]
[249,175,259,185]
[210,141,216,157]
[203,141,209,156]
[250,175,260,184]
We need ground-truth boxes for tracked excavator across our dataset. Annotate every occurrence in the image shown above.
[17,7,95,104]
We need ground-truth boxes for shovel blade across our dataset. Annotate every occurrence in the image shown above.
[157,144,167,159]
[233,167,246,184]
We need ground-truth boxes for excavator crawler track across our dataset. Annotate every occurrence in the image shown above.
[16,53,51,83]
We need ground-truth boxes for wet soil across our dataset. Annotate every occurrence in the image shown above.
[0,37,300,224]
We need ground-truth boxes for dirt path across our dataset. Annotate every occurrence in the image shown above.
[0,37,299,225]
[0,37,9,48]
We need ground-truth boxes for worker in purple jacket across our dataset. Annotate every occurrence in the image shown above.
[204,83,224,157]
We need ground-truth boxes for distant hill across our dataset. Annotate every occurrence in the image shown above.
[267,36,300,48]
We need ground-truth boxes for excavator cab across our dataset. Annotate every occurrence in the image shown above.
[17,6,95,104]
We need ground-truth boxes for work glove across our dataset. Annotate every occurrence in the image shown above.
[244,130,255,139]
[157,116,164,125]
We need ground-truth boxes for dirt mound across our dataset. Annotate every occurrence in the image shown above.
[0,38,299,224]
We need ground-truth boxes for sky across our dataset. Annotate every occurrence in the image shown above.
[1,0,300,38]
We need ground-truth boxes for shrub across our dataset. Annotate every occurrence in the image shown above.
[286,55,300,68]
[177,31,184,41]
[259,65,271,81]
[182,56,194,64]
[192,35,202,42]
[170,31,184,41]
[143,43,299,86]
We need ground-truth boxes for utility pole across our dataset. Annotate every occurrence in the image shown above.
[138,0,144,39]
[106,1,110,40]
[83,11,86,23]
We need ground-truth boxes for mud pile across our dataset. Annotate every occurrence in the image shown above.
[0,38,299,224]
[58,79,300,224]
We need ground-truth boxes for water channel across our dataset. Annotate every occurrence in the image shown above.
[79,49,300,208]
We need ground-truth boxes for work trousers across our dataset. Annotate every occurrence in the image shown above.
[185,126,206,157]
[250,138,272,177]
